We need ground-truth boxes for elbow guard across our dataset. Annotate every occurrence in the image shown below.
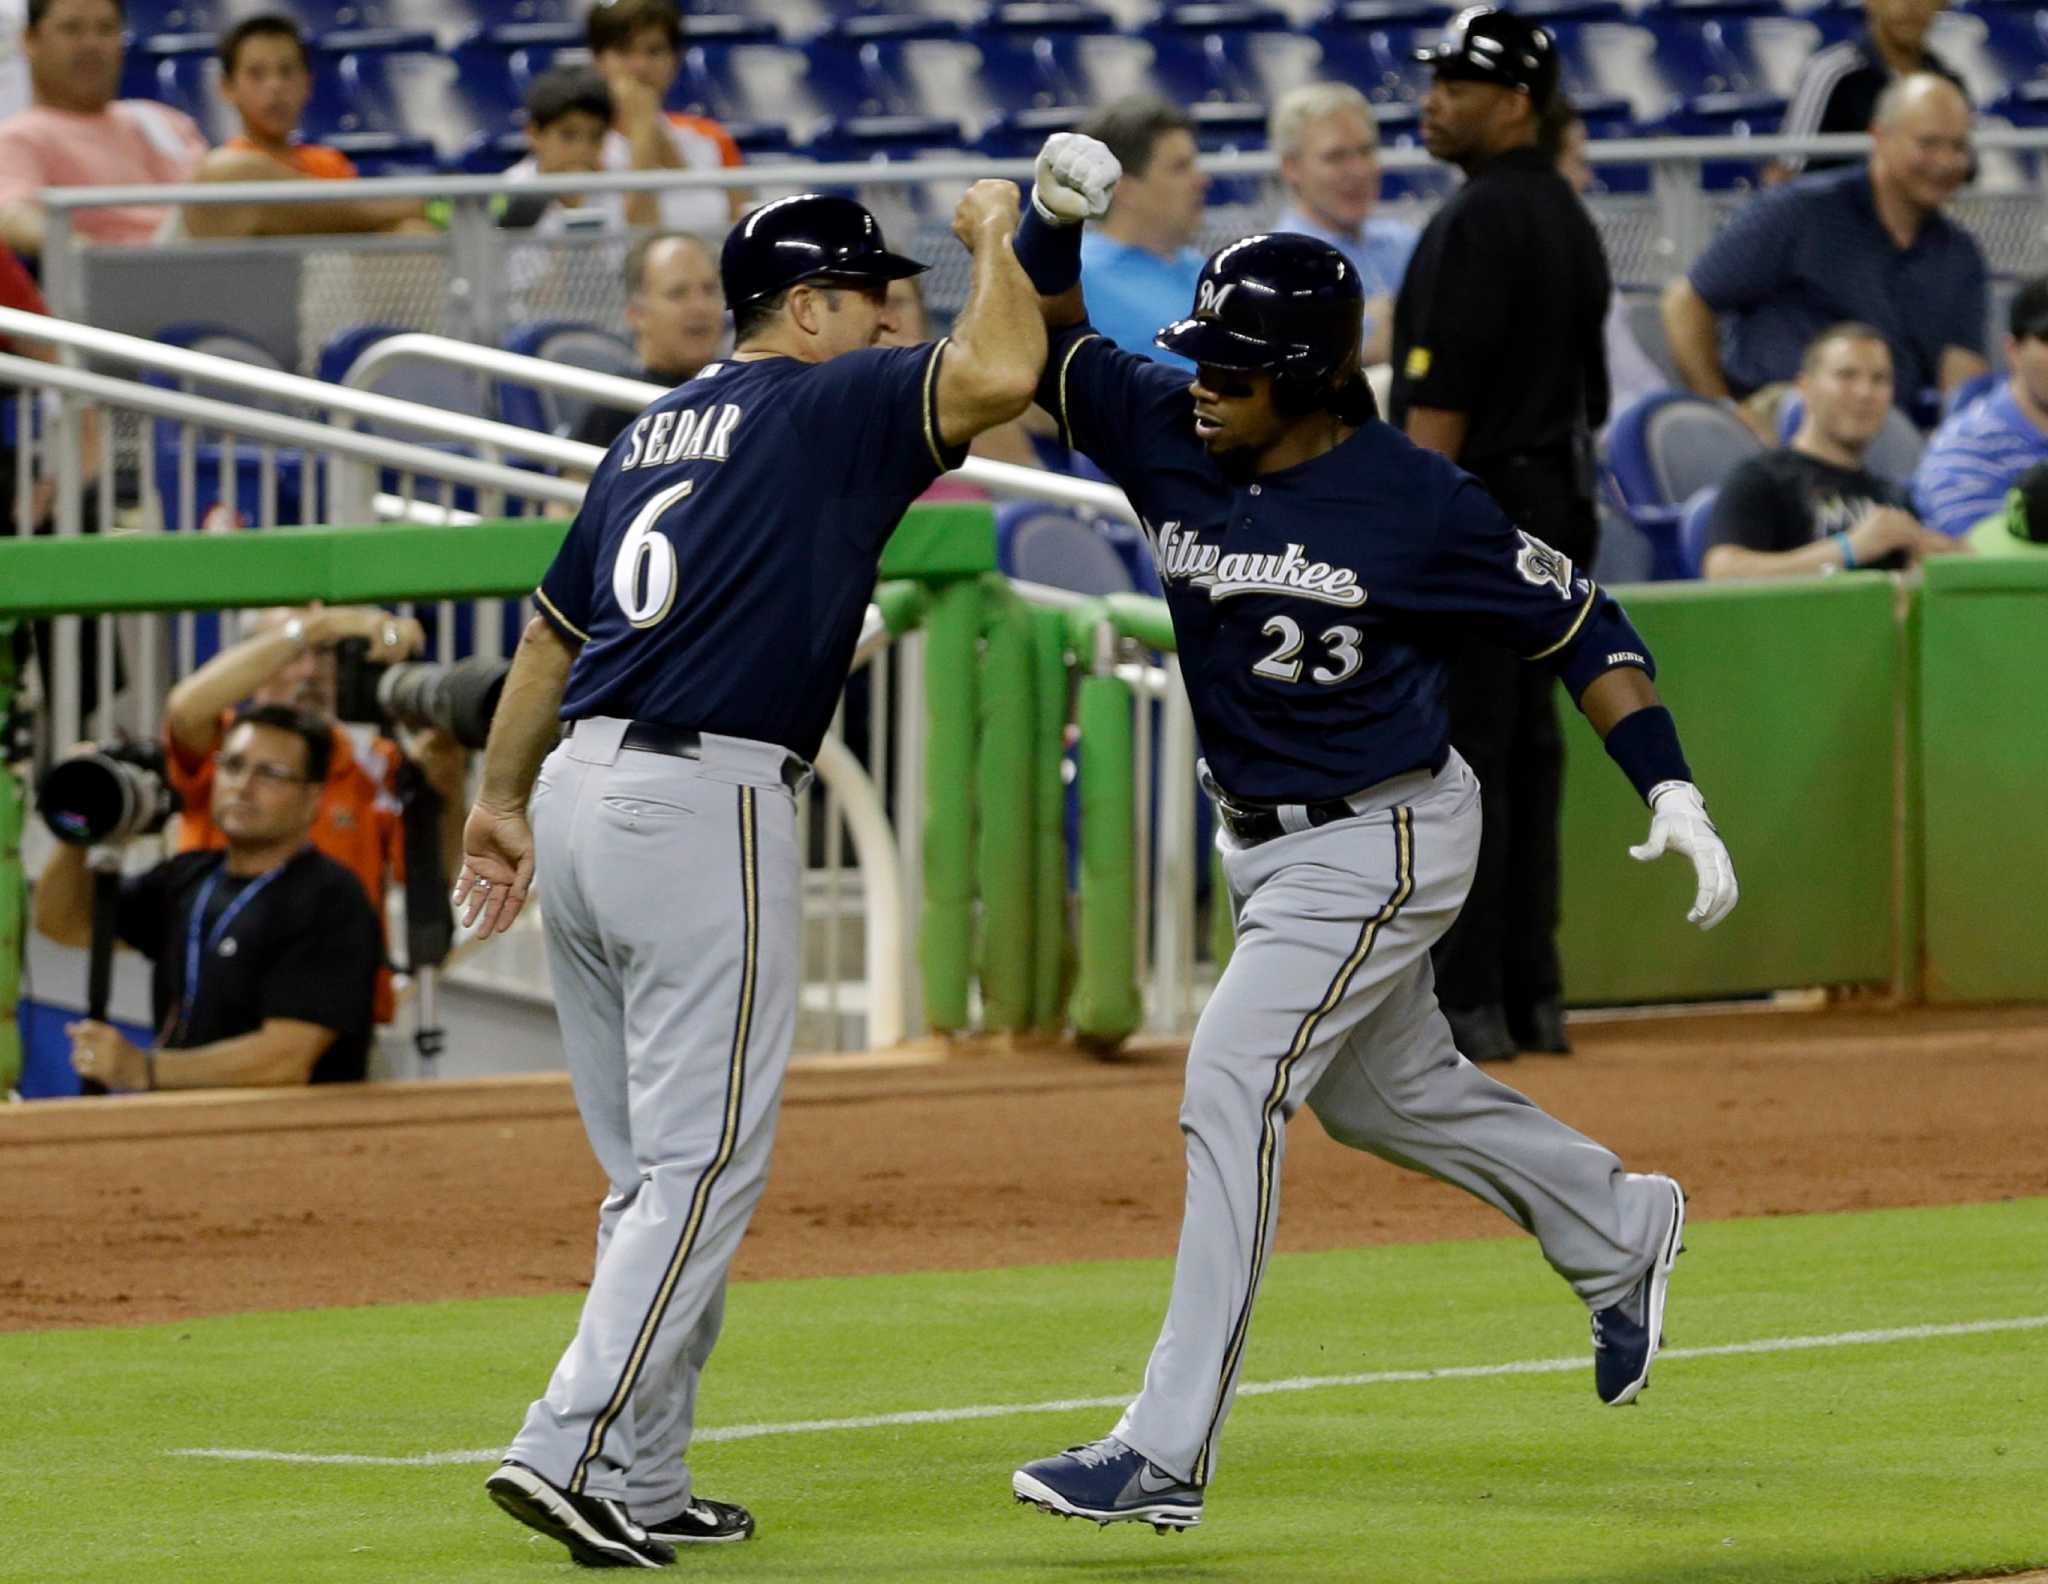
[1552,591,1656,702]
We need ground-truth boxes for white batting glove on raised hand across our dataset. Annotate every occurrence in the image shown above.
[1033,132,1121,225]
[1630,781,1738,930]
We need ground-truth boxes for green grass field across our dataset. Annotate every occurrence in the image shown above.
[5,1200,2045,1584]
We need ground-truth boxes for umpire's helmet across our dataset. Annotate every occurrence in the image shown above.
[720,193,927,308]
[1413,6,1559,108]
[1155,234,1374,419]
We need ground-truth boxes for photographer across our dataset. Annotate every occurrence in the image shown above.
[33,704,381,1088]
[161,603,468,1021]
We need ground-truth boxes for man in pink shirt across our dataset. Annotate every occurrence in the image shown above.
[0,0,207,256]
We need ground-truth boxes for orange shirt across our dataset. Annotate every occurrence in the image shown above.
[224,137,359,180]
[167,717,403,1023]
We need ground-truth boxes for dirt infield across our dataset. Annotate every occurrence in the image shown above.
[2,1004,2043,1333]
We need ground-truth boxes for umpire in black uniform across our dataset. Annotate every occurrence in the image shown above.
[1389,6,1612,1063]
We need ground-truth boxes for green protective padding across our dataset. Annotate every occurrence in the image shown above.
[1104,591,1175,653]
[0,620,18,1093]
[1918,557,2048,1000]
[919,578,982,1033]
[1070,672,1141,1046]
[0,505,990,618]
[975,583,1035,1033]
[1029,608,1071,1031]
[1558,575,1901,1002]
[878,502,997,581]
[871,580,928,637]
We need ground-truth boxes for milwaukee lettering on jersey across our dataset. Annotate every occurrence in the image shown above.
[618,403,745,471]
[1154,520,1367,608]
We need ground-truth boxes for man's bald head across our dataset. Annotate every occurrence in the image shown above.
[1870,72,1971,217]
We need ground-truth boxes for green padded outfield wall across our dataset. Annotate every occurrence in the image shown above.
[1557,575,1902,1004]
[1917,556,2048,1002]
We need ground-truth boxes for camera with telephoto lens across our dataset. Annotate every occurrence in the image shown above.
[37,740,182,847]
[332,638,511,752]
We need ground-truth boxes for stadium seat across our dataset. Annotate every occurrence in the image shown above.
[803,14,973,121]
[123,34,226,139]
[317,323,494,432]
[996,503,1140,597]
[1603,391,1763,578]
[325,130,440,175]
[1676,484,1719,578]
[973,3,1122,111]
[121,0,213,35]
[1775,393,1928,486]
[1144,3,1318,108]
[497,321,639,438]
[671,33,819,127]
[305,43,489,149]
[140,323,312,532]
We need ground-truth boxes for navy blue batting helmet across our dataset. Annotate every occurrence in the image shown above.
[720,193,927,308]
[1156,233,1366,399]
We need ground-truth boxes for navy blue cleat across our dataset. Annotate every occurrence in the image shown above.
[1593,1174,1687,1406]
[1013,1436,1203,1532]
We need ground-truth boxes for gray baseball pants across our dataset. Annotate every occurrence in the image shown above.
[506,716,803,1517]
[1113,751,1676,1486]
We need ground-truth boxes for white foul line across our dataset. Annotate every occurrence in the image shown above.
[168,1313,2048,1469]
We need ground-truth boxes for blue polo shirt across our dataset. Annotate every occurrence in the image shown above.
[1079,232,1206,372]
[1912,380,2048,536]
[1687,164,1986,416]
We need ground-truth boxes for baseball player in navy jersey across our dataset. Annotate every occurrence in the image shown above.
[1004,135,1739,1532]
[451,184,1043,1568]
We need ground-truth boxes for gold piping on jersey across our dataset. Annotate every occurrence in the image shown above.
[1053,332,1100,450]
[1526,580,1599,662]
[533,586,591,644]
[1193,805,1415,1487]
[921,337,953,472]
[570,785,760,1494]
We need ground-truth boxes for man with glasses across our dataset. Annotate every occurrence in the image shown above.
[161,603,467,1026]
[33,703,383,1088]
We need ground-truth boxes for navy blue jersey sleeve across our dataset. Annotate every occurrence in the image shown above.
[1036,323,1194,488]
[1417,479,1654,697]
[779,341,967,529]
[534,483,602,645]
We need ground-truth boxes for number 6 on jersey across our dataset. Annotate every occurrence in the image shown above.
[611,478,694,628]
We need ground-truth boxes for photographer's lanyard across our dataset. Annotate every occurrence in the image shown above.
[172,853,298,1045]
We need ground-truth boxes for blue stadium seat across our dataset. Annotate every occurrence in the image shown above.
[325,130,440,174]
[123,35,224,138]
[805,113,968,162]
[140,323,312,532]
[1603,391,1764,579]
[672,33,818,125]
[450,129,528,174]
[307,46,504,152]
[498,321,639,437]
[1311,14,1433,105]
[120,0,213,35]
[803,14,970,120]
[1144,3,1311,107]
[996,503,1139,596]
[1188,100,1270,206]
[317,323,494,430]
[974,4,1126,112]
[1676,485,1718,578]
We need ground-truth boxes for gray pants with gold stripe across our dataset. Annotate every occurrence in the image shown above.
[507,718,802,1515]
[1113,751,1674,1486]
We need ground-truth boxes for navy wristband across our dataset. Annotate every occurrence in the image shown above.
[1603,706,1693,805]
[1013,195,1084,295]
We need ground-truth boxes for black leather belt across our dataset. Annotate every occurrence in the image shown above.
[1216,797,1361,845]
[565,720,808,792]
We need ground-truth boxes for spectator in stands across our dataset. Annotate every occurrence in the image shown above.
[1771,0,1965,180]
[1546,97,1670,424]
[1912,274,2048,537]
[1268,83,1416,367]
[0,0,207,256]
[586,0,743,233]
[34,704,384,1088]
[1076,95,1209,372]
[1701,322,1955,578]
[183,16,431,239]
[161,604,467,1027]
[571,232,726,451]
[499,66,622,236]
[1662,74,1986,434]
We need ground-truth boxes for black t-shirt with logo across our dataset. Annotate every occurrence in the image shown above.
[1702,448,1911,567]
[115,848,382,1083]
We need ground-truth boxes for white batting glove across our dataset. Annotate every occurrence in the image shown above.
[1629,781,1739,930]
[1033,132,1121,225]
